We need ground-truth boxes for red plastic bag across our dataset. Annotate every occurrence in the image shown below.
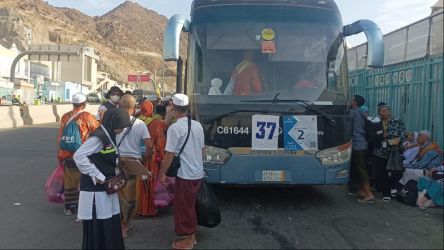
[44,160,64,203]
[154,176,175,208]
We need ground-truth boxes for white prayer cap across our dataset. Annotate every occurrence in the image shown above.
[173,93,189,106]
[419,130,431,140]
[72,93,87,104]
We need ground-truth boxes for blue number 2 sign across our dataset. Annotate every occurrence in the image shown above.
[256,121,277,140]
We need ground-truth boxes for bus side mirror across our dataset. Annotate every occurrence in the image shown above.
[163,14,190,62]
[343,20,384,68]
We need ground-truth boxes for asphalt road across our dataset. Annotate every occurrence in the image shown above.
[0,123,443,249]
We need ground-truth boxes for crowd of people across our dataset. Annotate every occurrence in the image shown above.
[53,87,442,249]
[349,95,443,208]
[56,87,205,250]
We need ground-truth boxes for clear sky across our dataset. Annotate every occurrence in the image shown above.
[47,0,437,46]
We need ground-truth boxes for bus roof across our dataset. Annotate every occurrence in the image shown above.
[191,0,340,14]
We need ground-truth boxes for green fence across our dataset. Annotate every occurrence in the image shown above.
[349,55,443,148]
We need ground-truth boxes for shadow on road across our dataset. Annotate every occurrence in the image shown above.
[213,185,333,206]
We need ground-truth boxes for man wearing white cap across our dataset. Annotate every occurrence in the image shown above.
[57,93,100,216]
[397,130,443,186]
[160,93,205,249]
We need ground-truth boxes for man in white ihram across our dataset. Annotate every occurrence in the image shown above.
[159,93,205,249]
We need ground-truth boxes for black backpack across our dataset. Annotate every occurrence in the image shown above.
[397,180,418,206]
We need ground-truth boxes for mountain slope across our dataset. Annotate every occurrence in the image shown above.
[0,0,186,89]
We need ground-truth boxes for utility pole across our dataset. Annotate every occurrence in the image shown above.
[26,28,32,84]
[161,66,165,97]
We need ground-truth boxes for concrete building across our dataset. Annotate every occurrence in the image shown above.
[59,47,99,93]
[26,45,100,103]
[0,43,28,81]
[432,0,443,14]
[1,43,121,103]
[0,43,34,103]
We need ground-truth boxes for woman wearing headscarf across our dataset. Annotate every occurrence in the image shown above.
[137,100,167,216]
[403,131,420,165]
[372,103,406,201]
[73,109,131,249]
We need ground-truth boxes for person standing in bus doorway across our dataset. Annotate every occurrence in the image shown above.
[349,95,374,203]
[159,93,205,250]
[97,86,124,122]
[117,94,153,237]
[225,50,263,96]
[372,103,406,201]
[58,93,100,216]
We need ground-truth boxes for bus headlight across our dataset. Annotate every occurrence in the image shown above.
[203,146,231,166]
[315,142,352,166]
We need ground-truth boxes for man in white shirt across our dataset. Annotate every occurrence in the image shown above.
[117,94,153,237]
[160,93,205,249]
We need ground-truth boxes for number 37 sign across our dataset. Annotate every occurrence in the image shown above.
[252,115,280,150]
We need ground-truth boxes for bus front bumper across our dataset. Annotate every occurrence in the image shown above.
[204,154,350,185]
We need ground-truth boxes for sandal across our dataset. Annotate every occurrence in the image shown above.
[172,240,195,250]
[172,236,197,250]
[127,222,135,232]
[64,209,73,216]
[358,196,375,204]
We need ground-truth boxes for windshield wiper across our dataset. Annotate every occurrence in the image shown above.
[241,93,337,126]
[203,109,270,124]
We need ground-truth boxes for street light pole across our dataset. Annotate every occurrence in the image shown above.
[161,67,165,97]
[26,28,31,85]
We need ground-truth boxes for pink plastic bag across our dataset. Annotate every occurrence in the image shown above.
[44,160,64,203]
[154,176,175,208]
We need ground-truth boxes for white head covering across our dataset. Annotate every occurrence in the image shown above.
[419,130,432,140]
[72,93,87,104]
[173,93,189,106]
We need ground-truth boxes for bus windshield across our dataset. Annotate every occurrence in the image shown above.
[189,5,347,104]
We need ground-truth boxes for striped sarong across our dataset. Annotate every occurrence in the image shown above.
[63,158,81,211]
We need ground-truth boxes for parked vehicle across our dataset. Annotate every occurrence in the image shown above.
[86,93,101,103]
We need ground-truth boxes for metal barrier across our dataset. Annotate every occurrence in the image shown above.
[348,11,443,147]
[349,55,443,148]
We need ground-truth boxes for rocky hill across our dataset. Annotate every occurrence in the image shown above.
[0,0,187,89]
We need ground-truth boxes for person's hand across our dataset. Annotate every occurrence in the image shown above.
[425,170,433,177]
[141,157,146,165]
[95,178,105,184]
[142,157,150,166]
[425,168,437,177]
[389,138,400,146]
